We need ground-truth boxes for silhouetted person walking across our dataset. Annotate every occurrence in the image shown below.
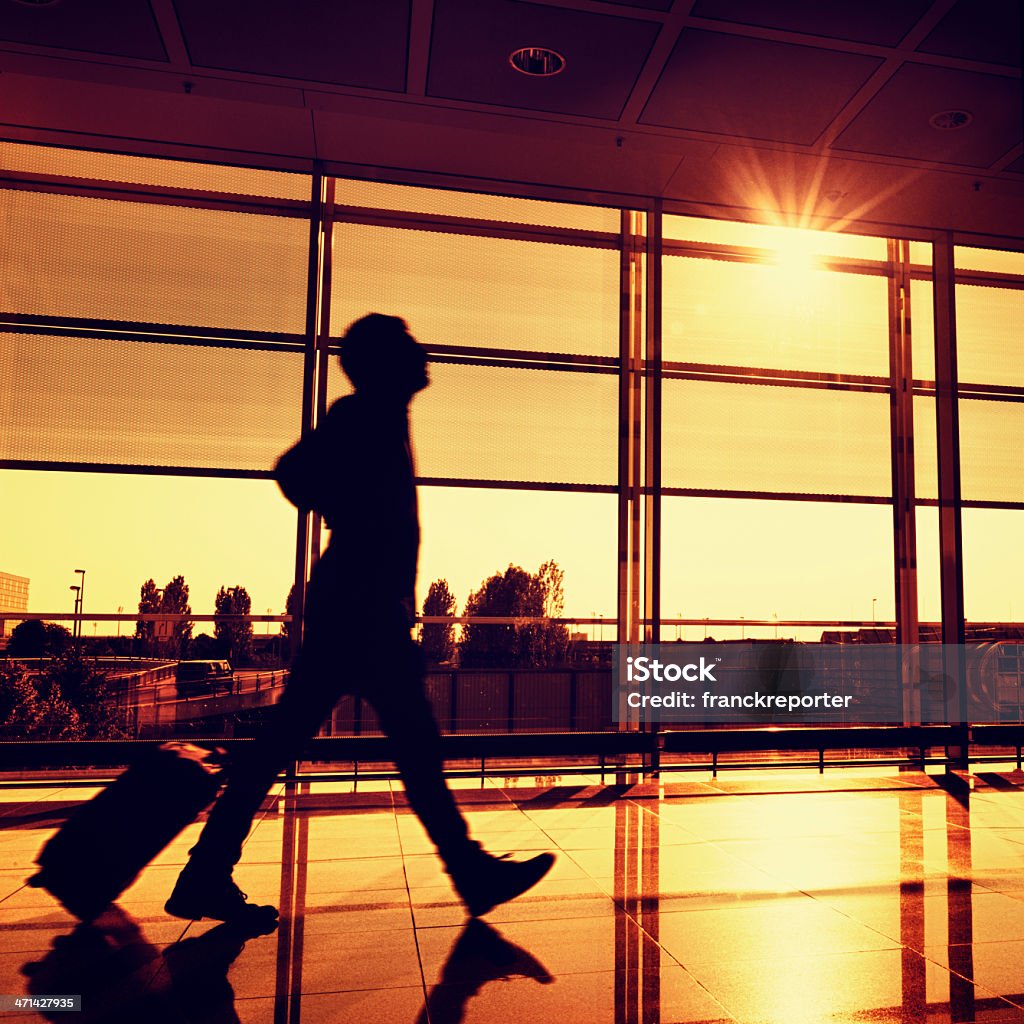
[166,314,553,923]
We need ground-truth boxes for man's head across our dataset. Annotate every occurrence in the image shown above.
[338,314,429,398]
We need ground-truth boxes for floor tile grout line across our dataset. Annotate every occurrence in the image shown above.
[389,779,433,1020]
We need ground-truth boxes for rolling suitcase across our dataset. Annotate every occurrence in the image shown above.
[30,742,225,922]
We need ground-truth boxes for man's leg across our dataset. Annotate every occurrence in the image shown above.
[365,657,473,864]
[364,640,555,916]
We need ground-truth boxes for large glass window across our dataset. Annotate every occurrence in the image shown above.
[956,247,1024,627]
[4,141,1024,747]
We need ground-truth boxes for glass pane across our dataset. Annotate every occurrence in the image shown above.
[955,246,1024,275]
[915,505,941,626]
[0,140,309,200]
[910,279,935,382]
[955,283,1024,387]
[0,333,304,471]
[664,214,887,261]
[4,470,296,622]
[963,508,1024,623]
[329,222,620,357]
[335,178,619,232]
[909,241,932,265]
[959,398,1024,503]
[419,487,617,620]
[0,189,309,332]
[662,497,895,634]
[326,359,618,487]
[663,379,892,496]
[913,396,937,501]
[663,254,888,375]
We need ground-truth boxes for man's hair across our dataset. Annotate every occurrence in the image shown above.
[338,313,411,388]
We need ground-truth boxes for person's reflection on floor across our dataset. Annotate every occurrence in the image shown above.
[22,906,163,1023]
[418,919,554,1024]
[21,905,276,1024]
[161,917,278,1024]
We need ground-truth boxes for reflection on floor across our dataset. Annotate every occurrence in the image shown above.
[4,769,1024,1022]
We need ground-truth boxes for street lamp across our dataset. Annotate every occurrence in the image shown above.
[69,585,81,642]
[74,569,86,638]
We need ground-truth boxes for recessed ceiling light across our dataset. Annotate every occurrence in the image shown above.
[509,47,566,77]
[929,110,973,130]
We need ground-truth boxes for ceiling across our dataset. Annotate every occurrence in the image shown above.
[0,0,1021,240]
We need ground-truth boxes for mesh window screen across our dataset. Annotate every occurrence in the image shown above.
[327,360,617,486]
[330,223,620,357]
[663,255,889,375]
[334,178,619,232]
[664,214,887,261]
[0,189,308,332]
[910,280,935,382]
[663,379,892,496]
[909,242,932,265]
[914,395,938,501]
[0,141,310,200]
[959,398,1024,503]
[0,333,304,470]
[956,247,1024,275]
[955,284,1024,387]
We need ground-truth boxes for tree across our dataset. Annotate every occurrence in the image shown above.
[189,632,221,661]
[281,584,297,640]
[459,561,570,669]
[0,662,47,737]
[135,576,194,657]
[161,574,193,658]
[421,579,457,666]
[135,578,161,653]
[7,620,73,658]
[214,585,253,664]
[40,650,128,739]
[0,653,127,740]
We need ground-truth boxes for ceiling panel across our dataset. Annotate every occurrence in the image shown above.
[173,0,411,91]
[690,0,932,47]
[916,0,1021,68]
[427,0,661,119]
[640,30,883,144]
[0,73,315,156]
[602,0,673,9]
[0,0,167,61]
[834,64,1022,168]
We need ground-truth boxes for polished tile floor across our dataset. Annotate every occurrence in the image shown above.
[4,768,1024,1022]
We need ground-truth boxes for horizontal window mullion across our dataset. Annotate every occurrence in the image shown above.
[333,205,620,249]
[662,487,891,504]
[0,313,306,350]
[0,460,275,479]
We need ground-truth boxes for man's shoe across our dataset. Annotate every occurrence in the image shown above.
[450,852,555,918]
[165,869,278,925]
